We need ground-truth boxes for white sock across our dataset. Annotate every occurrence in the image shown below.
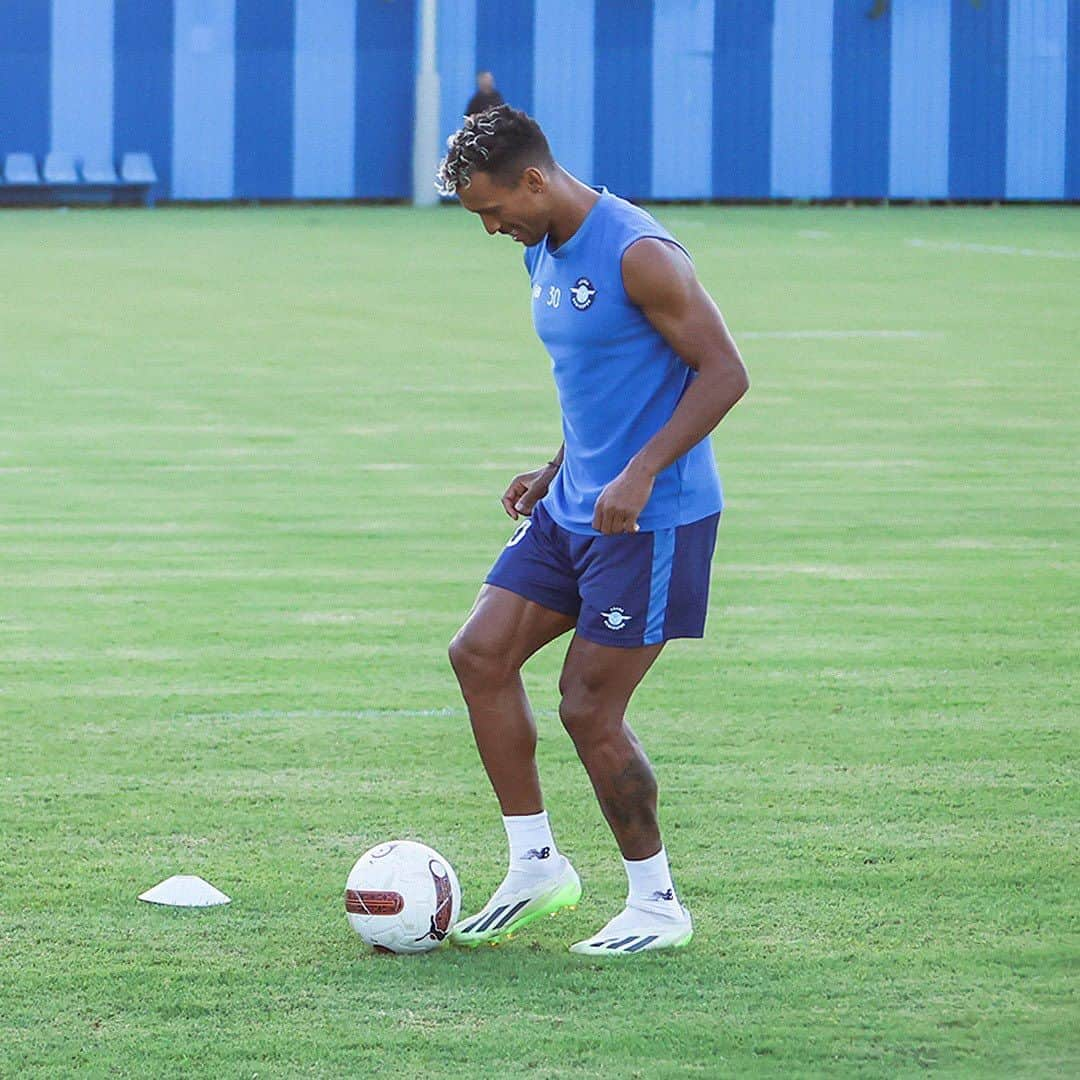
[502,811,560,875]
[624,847,680,909]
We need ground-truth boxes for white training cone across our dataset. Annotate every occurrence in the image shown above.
[138,875,231,908]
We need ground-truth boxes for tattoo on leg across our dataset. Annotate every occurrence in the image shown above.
[594,747,659,852]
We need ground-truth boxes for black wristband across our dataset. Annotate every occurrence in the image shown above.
[547,459,560,469]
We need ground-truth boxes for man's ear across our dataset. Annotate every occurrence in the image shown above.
[523,166,547,194]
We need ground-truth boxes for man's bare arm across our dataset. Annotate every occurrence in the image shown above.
[502,443,565,519]
[591,238,749,535]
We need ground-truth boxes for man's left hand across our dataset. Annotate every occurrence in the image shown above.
[592,463,654,535]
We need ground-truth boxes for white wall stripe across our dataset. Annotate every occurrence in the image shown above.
[533,0,595,183]
[651,0,714,199]
[293,0,357,198]
[889,0,951,198]
[770,0,833,197]
[50,0,114,165]
[172,0,236,199]
[437,0,477,145]
[1006,0,1068,199]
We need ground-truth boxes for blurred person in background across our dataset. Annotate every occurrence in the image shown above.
[465,70,504,116]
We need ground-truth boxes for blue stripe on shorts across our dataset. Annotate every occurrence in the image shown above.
[643,528,676,645]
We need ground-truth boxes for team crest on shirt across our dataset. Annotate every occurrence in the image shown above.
[570,277,597,310]
[601,607,631,631]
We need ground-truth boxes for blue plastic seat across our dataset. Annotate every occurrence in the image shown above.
[120,152,157,184]
[44,151,79,184]
[81,157,118,184]
[4,153,40,184]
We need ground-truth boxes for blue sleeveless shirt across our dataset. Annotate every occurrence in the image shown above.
[524,188,723,535]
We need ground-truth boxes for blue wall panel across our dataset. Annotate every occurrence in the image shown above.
[171,0,236,199]
[594,0,653,199]
[51,0,114,164]
[533,0,594,183]
[1006,0,1068,199]
[115,0,174,193]
[438,0,476,143]
[1069,0,1080,199]
[354,0,415,198]
[950,0,1009,198]
[293,0,356,198]
[475,0,534,116]
[0,0,51,158]
[889,0,949,198]
[712,0,772,199]
[6,0,1080,202]
[652,0,713,200]
[234,0,294,199]
[831,0,889,197]
[771,0,832,197]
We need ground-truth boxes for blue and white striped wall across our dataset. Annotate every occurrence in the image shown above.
[1,0,1077,201]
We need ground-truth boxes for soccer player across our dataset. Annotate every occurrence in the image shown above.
[436,107,748,955]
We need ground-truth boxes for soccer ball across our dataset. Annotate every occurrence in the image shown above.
[344,840,461,954]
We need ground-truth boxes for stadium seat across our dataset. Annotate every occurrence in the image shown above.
[3,152,41,184]
[81,157,119,185]
[0,151,156,206]
[43,151,79,184]
[69,156,120,206]
[120,152,157,185]
[118,152,158,206]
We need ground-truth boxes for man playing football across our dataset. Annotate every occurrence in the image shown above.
[437,106,748,955]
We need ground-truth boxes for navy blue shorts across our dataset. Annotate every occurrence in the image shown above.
[484,501,720,649]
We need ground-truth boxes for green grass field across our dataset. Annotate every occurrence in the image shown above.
[1,203,1077,1077]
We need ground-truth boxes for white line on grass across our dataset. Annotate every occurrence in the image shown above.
[0,568,463,586]
[721,563,886,580]
[150,463,294,472]
[740,330,938,340]
[907,238,1080,260]
[183,707,461,722]
[0,523,203,536]
[296,611,414,624]
[0,644,430,662]
[342,421,478,435]
[0,425,300,437]
[14,684,451,700]
[146,462,514,473]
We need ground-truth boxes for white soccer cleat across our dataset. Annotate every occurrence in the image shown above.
[451,857,582,947]
[569,901,693,956]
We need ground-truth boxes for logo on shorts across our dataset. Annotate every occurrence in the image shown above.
[600,607,632,631]
[570,277,596,310]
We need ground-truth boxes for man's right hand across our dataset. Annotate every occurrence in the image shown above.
[501,463,558,520]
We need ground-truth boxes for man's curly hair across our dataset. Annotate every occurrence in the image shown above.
[435,105,553,196]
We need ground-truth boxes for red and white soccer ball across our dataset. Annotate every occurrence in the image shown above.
[344,840,461,954]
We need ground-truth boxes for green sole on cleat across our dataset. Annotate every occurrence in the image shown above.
[452,879,582,948]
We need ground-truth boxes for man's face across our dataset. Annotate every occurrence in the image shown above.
[457,168,549,248]
[477,72,494,92]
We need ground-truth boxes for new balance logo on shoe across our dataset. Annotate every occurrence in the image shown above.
[650,889,675,901]
[523,846,551,860]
